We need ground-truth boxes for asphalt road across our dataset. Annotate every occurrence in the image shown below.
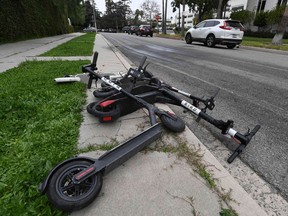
[100,32,288,200]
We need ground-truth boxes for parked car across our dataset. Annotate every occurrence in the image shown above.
[108,28,117,33]
[83,27,96,32]
[122,26,130,33]
[137,25,153,37]
[128,26,139,35]
[184,19,244,49]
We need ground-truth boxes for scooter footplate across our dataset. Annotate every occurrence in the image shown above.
[98,123,162,174]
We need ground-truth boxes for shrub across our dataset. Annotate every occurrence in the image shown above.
[230,10,255,26]
[253,11,269,30]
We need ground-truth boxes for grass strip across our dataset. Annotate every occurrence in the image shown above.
[40,33,96,56]
[0,60,89,216]
[156,33,288,51]
[242,36,288,51]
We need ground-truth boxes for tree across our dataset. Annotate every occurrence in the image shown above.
[171,0,187,35]
[272,3,288,45]
[171,0,182,31]
[53,0,85,26]
[216,0,223,18]
[253,11,268,31]
[181,0,186,36]
[230,10,255,28]
[163,0,168,34]
[101,0,131,30]
[140,0,160,26]
[133,9,144,25]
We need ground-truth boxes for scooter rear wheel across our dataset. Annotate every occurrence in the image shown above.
[160,113,185,132]
[87,101,121,122]
[46,160,103,212]
[93,88,118,98]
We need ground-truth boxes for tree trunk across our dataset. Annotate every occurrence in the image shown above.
[164,0,167,34]
[272,4,288,45]
[181,0,185,37]
[217,0,223,19]
[162,0,164,33]
[178,7,180,30]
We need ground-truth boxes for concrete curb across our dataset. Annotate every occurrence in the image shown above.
[72,34,268,216]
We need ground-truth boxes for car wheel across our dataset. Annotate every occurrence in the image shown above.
[146,35,148,37]
[227,44,236,49]
[206,34,216,47]
[150,34,153,37]
[185,33,193,44]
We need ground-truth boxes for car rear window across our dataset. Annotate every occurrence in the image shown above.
[226,21,243,28]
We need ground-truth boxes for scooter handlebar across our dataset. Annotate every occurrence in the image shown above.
[82,65,100,77]
[227,124,261,163]
[246,125,261,140]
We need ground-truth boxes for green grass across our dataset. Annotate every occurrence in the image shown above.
[242,36,288,51]
[40,33,96,56]
[156,33,288,51]
[0,60,89,216]
[220,208,238,216]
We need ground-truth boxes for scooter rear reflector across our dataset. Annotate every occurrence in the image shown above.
[102,116,112,122]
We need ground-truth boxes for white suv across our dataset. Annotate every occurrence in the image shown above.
[185,19,244,49]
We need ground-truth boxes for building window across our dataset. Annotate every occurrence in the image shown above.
[278,0,287,5]
[232,6,244,11]
[257,0,266,12]
[278,0,282,6]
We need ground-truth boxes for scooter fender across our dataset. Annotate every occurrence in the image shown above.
[38,156,96,194]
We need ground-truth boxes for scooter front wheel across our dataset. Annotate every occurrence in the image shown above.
[46,160,103,212]
[160,113,186,133]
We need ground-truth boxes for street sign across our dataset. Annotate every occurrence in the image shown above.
[155,15,161,21]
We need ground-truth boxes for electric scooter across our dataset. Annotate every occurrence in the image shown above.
[39,53,186,212]
[83,54,261,165]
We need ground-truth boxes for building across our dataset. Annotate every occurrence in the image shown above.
[173,0,287,30]
[228,0,287,13]
[174,10,196,28]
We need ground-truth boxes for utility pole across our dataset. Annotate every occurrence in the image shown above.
[92,0,98,33]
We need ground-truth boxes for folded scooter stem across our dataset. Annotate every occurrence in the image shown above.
[161,88,261,163]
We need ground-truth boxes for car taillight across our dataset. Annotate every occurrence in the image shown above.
[219,21,232,30]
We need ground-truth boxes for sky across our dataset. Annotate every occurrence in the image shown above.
[96,0,175,18]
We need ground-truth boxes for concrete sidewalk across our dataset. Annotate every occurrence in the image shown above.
[71,34,268,216]
[0,33,83,73]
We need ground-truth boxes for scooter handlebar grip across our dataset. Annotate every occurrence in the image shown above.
[250,125,261,136]
[227,151,240,164]
[139,56,147,68]
[246,125,261,141]
[92,52,98,65]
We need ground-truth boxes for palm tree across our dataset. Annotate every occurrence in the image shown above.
[272,3,288,45]
[181,0,186,37]
[216,0,223,19]
[164,0,168,34]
